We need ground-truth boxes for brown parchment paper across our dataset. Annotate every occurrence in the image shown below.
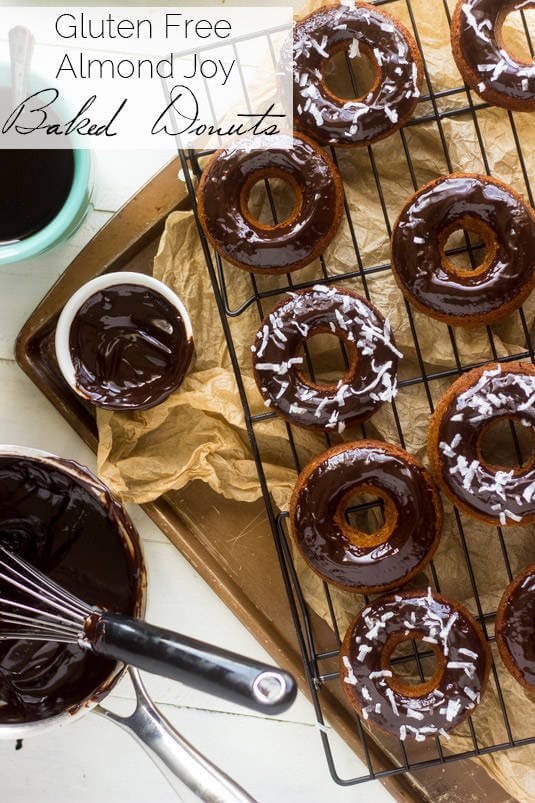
[97,1,535,798]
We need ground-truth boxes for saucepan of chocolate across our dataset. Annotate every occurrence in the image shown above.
[55,272,194,410]
[0,446,293,802]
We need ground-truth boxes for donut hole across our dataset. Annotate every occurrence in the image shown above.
[478,416,535,471]
[297,331,353,388]
[241,171,300,229]
[322,44,377,100]
[499,7,535,65]
[344,490,386,534]
[383,634,444,698]
[440,218,496,277]
[336,485,397,548]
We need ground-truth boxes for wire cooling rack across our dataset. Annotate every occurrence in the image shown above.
[177,0,535,789]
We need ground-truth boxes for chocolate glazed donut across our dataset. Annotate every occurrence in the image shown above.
[197,132,344,274]
[496,564,535,690]
[292,2,423,146]
[451,0,535,111]
[251,285,401,432]
[391,174,535,326]
[340,589,490,740]
[290,440,443,593]
[428,362,535,526]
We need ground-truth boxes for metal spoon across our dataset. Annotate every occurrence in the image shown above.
[9,25,34,108]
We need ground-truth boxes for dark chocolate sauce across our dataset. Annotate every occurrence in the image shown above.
[292,2,422,146]
[198,133,343,273]
[341,590,489,739]
[455,0,535,108]
[435,362,535,525]
[69,283,193,410]
[252,286,400,431]
[0,88,74,244]
[392,175,535,323]
[291,442,440,591]
[498,564,535,687]
[0,454,142,723]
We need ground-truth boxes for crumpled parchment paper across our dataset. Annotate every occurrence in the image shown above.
[96,0,535,797]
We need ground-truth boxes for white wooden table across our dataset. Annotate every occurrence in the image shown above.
[0,150,395,803]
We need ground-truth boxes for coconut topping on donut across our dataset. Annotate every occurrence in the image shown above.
[252,286,401,431]
[431,362,535,525]
[340,590,489,740]
[292,2,422,146]
[452,0,535,110]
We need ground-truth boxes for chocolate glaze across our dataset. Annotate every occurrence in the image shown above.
[252,285,401,431]
[198,133,342,273]
[455,0,535,107]
[291,442,441,591]
[341,590,489,739]
[292,2,422,146]
[435,363,535,525]
[392,175,535,323]
[497,565,535,687]
[0,454,142,723]
[69,283,193,410]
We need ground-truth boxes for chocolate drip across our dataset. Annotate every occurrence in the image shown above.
[292,2,421,145]
[392,174,535,322]
[0,455,141,723]
[69,283,193,410]
[291,442,440,591]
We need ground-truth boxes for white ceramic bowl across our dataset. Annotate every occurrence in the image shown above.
[55,271,193,408]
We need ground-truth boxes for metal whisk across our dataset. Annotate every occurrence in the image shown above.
[0,546,92,644]
[0,546,297,715]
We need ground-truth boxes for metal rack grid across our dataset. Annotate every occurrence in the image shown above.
[177,0,535,788]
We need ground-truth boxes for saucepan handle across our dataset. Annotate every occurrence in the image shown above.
[92,612,297,716]
[94,667,256,803]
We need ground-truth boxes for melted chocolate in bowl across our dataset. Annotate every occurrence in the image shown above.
[68,283,193,410]
[0,454,141,724]
[0,88,75,244]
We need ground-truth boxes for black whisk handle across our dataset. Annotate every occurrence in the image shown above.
[91,613,297,716]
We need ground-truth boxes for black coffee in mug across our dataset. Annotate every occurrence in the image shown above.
[0,87,75,244]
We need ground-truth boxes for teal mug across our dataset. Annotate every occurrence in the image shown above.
[0,67,93,266]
